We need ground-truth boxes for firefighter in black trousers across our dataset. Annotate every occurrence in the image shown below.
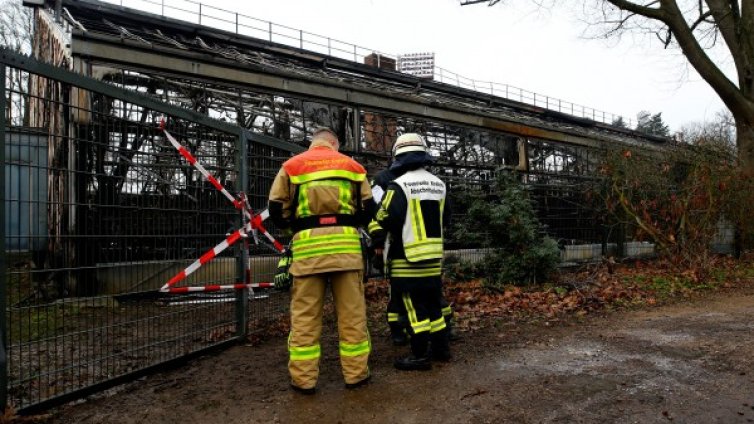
[369,133,451,370]
[370,164,458,346]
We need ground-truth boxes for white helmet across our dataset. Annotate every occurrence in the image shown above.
[392,133,428,157]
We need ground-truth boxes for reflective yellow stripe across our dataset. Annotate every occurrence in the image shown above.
[410,198,423,241]
[338,181,352,214]
[404,239,443,262]
[297,182,310,218]
[339,339,371,357]
[412,320,431,333]
[440,197,445,235]
[293,246,362,260]
[391,268,442,278]
[288,334,321,361]
[290,169,366,184]
[404,240,443,250]
[416,199,427,240]
[387,312,400,322]
[402,293,430,333]
[390,258,442,277]
[298,229,312,240]
[402,293,417,323]
[368,219,383,234]
[278,256,291,267]
[441,306,452,317]
[430,317,447,333]
[295,180,354,217]
[293,234,361,247]
[376,189,395,221]
[291,228,362,260]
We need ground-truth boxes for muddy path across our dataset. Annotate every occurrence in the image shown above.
[52,289,754,423]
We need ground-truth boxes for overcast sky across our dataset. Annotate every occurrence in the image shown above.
[118,0,734,132]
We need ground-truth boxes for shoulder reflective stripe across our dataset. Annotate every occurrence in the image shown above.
[289,170,366,184]
[430,317,447,333]
[441,306,453,317]
[289,344,321,361]
[339,339,371,357]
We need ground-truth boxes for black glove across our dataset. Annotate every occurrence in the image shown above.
[274,250,293,292]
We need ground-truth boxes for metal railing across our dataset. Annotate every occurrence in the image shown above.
[102,0,635,128]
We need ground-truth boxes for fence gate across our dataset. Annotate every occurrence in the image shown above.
[0,48,294,412]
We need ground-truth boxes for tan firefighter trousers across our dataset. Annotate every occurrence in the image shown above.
[288,270,370,389]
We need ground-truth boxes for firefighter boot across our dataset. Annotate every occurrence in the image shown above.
[430,329,452,362]
[394,355,431,371]
[394,333,431,371]
[389,322,409,346]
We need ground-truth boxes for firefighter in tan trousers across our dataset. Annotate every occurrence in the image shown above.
[268,128,377,394]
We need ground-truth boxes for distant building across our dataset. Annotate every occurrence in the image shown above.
[364,53,396,71]
[397,52,435,80]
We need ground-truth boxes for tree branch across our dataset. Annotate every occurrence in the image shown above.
[690,10,715,32]
[661,0,753,117]
[705,0,741,54]
[655,26,673,47]
[604,0,667,20]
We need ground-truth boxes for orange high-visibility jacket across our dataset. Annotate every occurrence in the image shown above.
[269,140,372,276]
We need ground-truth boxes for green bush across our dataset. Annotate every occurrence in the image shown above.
[442,254,481,281]
[454,172,560,288]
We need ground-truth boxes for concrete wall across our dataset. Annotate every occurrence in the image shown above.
[95,256,279,295]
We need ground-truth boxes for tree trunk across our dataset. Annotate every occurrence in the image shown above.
[735,118,754,171]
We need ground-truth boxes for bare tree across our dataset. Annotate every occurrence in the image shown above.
[676,109,736,145]
[462,0,754,172]
[0,0,33,125]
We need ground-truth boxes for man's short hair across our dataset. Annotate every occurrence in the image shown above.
[311,127,339,143]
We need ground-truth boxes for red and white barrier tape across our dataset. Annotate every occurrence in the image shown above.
[161,122,244,210]
[164,282,274,294]
[159,120,285,293]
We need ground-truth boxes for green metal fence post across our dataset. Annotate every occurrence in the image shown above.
[0,62,8,412]
[235,130,249,340]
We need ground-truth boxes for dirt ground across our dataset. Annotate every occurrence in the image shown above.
[49,287,754,424]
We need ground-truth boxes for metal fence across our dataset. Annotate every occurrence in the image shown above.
[0,49,295,412]
[0,47,736,413]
